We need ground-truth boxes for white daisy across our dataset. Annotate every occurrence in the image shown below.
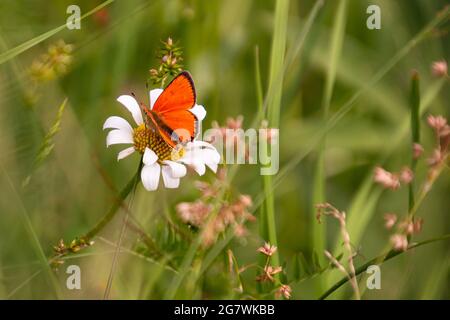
[103,89,220,191]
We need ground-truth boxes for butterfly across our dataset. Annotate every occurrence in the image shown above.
[141,71,199,148]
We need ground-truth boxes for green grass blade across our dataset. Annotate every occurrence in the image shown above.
[266,0,290,128]
[327,79,446,297]
[197,3,324,284]
[320,233,450,299]
[419,254,450,299]
[0,0,115,65]
[311,0,348,284]
[164,221,203,299]
[272,6,449,194]
[0,164,62,298]
[254,46,264,117]
[263,0,290,279]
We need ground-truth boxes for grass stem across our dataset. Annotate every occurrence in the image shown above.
[312,0,347,292]
[409,71,420,212]
[84,160,142,241]
[262,0,290,280]
[319,233,450,299]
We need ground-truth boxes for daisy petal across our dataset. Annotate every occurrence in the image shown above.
[149,89,163,109]
[197,149,219,173]
[143,147,158,165]
[205,160,218,173]
[189,104,206,121]
[162,166,180,188]
[186,160,206,176]
[103,116,133,134]
[106,129,133,147]
[202,148,221,165]
[162,160,187,178]
[179,149,205,175]
[192,161,206,176]
[141,163,160,191]
[117,95,144,125]
[185,140,217,151]
[117,146,135,161]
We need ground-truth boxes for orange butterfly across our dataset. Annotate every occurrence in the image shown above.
[141,71,199,148]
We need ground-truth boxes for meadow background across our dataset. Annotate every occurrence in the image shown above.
[0,0,449,299]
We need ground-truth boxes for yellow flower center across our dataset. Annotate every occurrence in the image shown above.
[133,124,184,162]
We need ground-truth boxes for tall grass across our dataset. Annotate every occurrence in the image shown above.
[311,0,347,292]
[262,0,290,279]
[0,0,115,65]
[1,164,62,298]
[0,0,449,300]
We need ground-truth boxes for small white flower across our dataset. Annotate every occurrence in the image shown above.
[103,89,220,191]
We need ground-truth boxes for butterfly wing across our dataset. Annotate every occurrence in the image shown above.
[148,71,197,147]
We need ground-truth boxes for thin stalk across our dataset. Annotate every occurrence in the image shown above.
[164,188,227,299]
[6,269,43,299]
[263,0,290,280]
[273,6,450,191]
[409,71,420,212]
[312,0,348,291]
[103,161,141,299]
[409,159,447,218]
[322,156,447,299]
[190,12,447,296]
[0,0,115,65]
[267,0,290,127]
[197,79,445,296]
[263,175,279,266]
[164,162,242,299]
[255,46,264,116]
[83,161,142,240]
[96,236,178,274]
[255,45,266,293]
[1,163,62,299]
[330,79,445,257]
[319,233,450,300]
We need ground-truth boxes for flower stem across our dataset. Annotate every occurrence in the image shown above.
[319,233,450,300]
[312,0,348,293]
[409,71,420,212]
[83,161,142,241]
[409,160,446,218]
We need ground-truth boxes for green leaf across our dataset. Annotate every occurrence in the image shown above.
[312,249,324,271]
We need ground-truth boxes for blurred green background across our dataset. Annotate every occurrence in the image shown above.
[0,0,449,299]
